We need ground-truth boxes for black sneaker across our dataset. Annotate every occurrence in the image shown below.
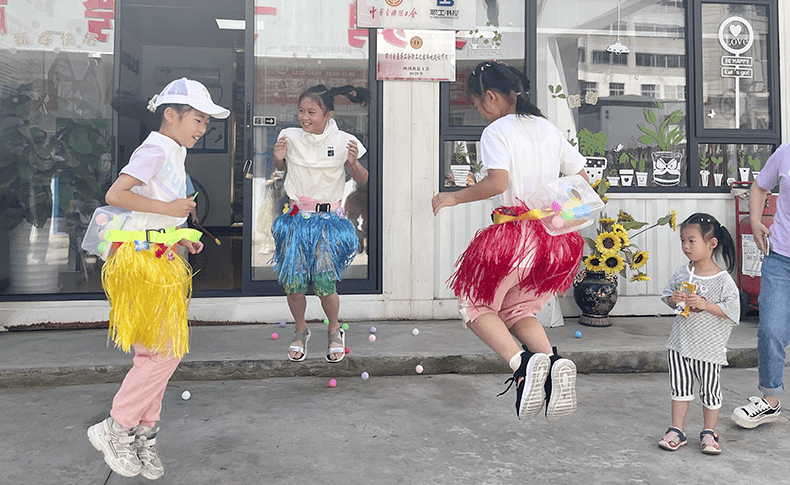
[544,347,577,422]
[497,347,550,419]
[732,396,782,429]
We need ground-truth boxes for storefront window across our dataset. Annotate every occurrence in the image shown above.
[697,143,774,187]
[537,0,688,189]
[0,2,114,295]
[700,4,771,130]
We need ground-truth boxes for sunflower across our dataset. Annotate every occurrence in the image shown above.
[595,231,622,255]
[631,251,649,269]
[669,209,677,231]
[599,217,616,225]
[584,254,605,272]
[630,273,651,282]
[617,210,635,222]
[617,231,630,248]
[602,253,625,274]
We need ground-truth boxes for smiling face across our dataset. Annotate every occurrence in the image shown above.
[162,106,210,148]
[298,97,333,135]
[680,224,717,263]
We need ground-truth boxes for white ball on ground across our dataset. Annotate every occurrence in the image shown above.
[412,328,420,336]
[181,390,191,400]
[415,365,424,374]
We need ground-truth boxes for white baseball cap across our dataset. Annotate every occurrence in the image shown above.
[147,78,230,119]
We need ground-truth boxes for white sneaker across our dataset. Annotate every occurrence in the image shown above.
[87,417,142,477]
[732,396,782,429]
[135,426,165,480]
[545,358,577,422]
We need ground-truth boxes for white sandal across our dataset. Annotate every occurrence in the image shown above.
[326,327,346,363]
[287,327,310,362]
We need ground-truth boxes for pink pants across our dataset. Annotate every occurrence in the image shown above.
[458,268,552,328]
[110,344,181,429]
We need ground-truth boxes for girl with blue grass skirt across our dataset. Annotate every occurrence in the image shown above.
[272,84,370,363]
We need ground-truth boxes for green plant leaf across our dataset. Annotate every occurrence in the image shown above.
[644,108,657,125]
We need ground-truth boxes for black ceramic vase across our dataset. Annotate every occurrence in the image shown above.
[573,270,618,327]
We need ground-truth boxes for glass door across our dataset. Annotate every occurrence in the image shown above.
[243,0,380,295]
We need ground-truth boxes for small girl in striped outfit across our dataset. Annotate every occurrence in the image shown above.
[658,213,739,455]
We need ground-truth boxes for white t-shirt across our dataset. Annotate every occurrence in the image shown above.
[480,114,587,207]
[279,118,367,203]
[119,131,188,231]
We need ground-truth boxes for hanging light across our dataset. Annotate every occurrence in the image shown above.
[606,1,630,55]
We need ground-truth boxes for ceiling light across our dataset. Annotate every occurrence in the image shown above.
[606,1,629,55]
[216,19,245,30]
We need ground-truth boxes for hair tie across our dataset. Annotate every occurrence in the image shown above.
[147,94,158,113]
[515,91,522,96]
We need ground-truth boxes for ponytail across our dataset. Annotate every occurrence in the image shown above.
[467,60,544,118]
[680,213,737,273]
[299,84,371,113]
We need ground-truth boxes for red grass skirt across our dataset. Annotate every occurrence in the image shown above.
[448,207,584,306]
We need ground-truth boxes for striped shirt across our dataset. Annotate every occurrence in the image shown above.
[661,264,740,365]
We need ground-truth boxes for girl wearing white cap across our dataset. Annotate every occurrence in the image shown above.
[87,78,229,480]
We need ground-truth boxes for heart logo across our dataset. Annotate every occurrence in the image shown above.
[730,24,742,37]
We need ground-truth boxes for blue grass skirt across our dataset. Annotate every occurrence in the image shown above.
[271,206,357,288]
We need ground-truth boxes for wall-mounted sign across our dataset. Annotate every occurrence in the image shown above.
[718,16,754,128]
[376,29,455,81]
[357,0,475,30]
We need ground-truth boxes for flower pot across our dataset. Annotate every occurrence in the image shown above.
[738,167,750,182]
[450,164,470,187]
[635,172,648,186]
[726,177,736,187]
[699,170,710,187]
[651,151,682,187]
[752,171,760,181]
[573,270,618,327]
[606,176,619,187]
[584,156,607,184]
[713,173,723,186]
[619,169,634,187]
[8,219,64,294]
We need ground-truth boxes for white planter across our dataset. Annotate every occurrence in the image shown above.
[450,164,471,187]
[699,170,710,187]
[651,151,682,187]
[726,177,736,187]
[619,169,634,187]
[635,171,648,186]
[606,176,619,187]
[738,167,751,182]
[752,171,760,181]
[713,173,723,186]
[8,219,64,294]
[584,157,607,184]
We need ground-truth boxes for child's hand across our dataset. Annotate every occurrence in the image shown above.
[685,293,707,312]
[432,192,458,215]
[273,137,288,162]
[347,140,359,164]
[167,198,197,218]
[671,290,686,306]
[179,239,204,254]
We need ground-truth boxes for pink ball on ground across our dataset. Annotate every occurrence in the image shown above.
[369,334,376,342]
[271,332,278,340]
[344,346,350,354]
[328,378,337,388]
[415,365,424,374]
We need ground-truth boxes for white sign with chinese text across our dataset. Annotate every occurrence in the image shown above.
[358,0,475,30]
[376,29,455,81]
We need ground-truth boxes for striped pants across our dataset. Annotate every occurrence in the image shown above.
[667,349,723,410]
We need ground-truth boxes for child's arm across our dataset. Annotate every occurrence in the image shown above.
[345,139,368,185]
[273,136,287,171]
[106,174,196,218]
[684,293,727,318]
[431,169,508,215]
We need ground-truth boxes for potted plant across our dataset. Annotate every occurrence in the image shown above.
[737,150,750,182]
[699,151,710,187]
[578,128,608,184]
[0,82,108,293]
[617,153,634,187]
[450,141,472,187]
[711,154,724,186]
[637,102,685,187]
[727,168,736,187]
[606,166,619,187]
[748,155,762,181]
[573,179,677,327]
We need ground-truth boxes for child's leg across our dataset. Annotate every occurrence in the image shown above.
[671,399,690,431]
[508,317,552,355]
[467,312,523,363]
[662,349,693,447]
[286,292,309,360]
[110,344,180,429]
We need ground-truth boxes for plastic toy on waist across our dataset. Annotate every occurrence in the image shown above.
[522,174,605,235]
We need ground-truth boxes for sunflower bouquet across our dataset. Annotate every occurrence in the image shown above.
[581,180,677,282]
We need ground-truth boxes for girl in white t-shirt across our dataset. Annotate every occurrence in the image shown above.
[88,78,229,479]
[272,85,369,364]
[432,61,589,421]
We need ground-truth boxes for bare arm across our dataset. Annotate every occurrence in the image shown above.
[575,168,590,183]
[345,140,368,185]
[432,168,509,215]
[106,174,195,218]
[273,137,287,171]
[750,183,771,253]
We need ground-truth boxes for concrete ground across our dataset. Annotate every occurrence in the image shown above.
[2,314,786,484]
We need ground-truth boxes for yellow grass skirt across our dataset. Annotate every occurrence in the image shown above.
[102,242,193,358]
